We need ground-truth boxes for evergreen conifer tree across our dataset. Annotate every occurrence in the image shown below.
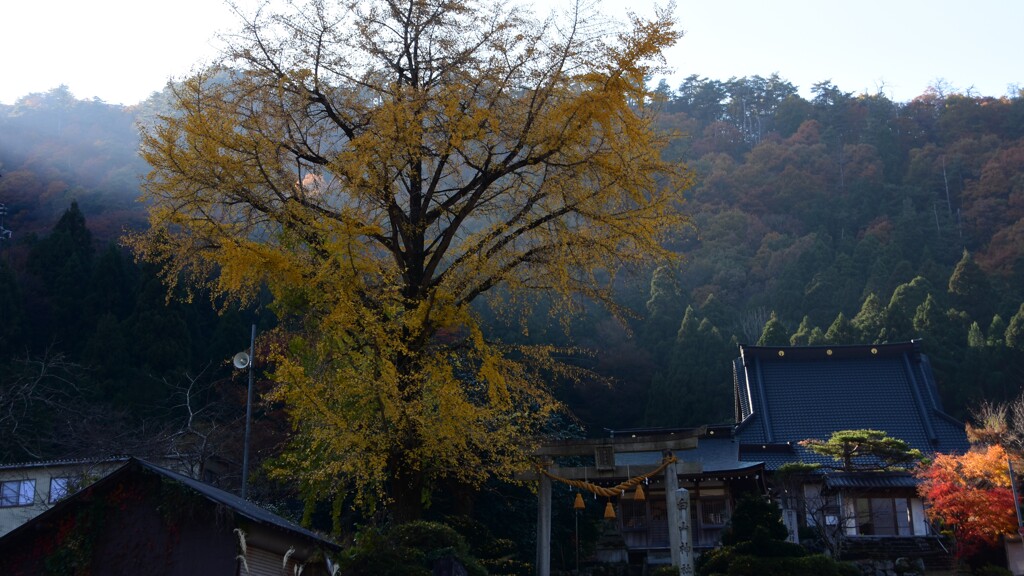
[851,293,885,343]
[967,322,986,348]
[948,249,992,321]
[642,266,684,362]
[0,261,23,351]
[789,316,814,346]
[884,276,932,341]
[988,315,1007,347]
[757,311,788,345]
[1007,304,1024,351]
[645,307,733,427]
[27,201,95,353]
[823,312,856,344]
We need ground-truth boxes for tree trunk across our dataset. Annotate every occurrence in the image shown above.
[389,471,426,523]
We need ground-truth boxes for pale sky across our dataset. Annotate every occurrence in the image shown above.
[1,0,1020,106]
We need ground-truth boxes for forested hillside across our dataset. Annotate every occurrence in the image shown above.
[0,88,266,472]
[0,86,149,240]
[589,76,1024,430]
[1,78,1022,463]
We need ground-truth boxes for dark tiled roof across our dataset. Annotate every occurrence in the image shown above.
[615,436,763,475]
[823,472,920,490]
[733,341,969,470]
[686,437,758,474]
[737,443,800,470]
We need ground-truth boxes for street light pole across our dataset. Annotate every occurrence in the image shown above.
[241,323,256,499]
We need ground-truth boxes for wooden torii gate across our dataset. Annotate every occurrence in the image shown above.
[526,428,705,576]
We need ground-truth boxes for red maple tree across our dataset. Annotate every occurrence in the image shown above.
[917,444,1019,559]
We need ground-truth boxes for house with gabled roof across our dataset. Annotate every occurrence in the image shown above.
[0,458,339,576]
[0,453,234,538]
[0,456,131,537]
[732,340,970,562]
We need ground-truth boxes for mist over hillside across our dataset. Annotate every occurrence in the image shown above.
[1,78,1023,441]
[0,86,166,242]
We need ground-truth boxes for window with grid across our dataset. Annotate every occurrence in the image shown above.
[701,498,728,526]
[853,497,912,536]
[618,497,670,549]
[1,479,35,507]
[694,497,729,547]
[49,476,83,503]
[620,499,648,531]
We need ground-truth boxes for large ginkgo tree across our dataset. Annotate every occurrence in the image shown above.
[127,0,690,521]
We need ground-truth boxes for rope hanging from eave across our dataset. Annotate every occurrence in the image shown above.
[538,455,678,498]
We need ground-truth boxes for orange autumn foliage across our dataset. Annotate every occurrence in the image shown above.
[917,444,1018,557]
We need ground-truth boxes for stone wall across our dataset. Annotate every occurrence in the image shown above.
[850,557,927,576]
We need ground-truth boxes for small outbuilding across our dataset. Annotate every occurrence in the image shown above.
[0,458,339,575]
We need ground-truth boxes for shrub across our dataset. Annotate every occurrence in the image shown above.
[699,550,859,576]
[720,495,789,545]
[339,521,487,576]
[973,566,1012,576]
[696,494,858,576]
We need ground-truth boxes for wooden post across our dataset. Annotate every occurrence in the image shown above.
[536,471,551,576]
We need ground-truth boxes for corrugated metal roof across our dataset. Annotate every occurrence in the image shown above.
[133,459,337,549]
[0,455,129,470]
[0,458,339,551]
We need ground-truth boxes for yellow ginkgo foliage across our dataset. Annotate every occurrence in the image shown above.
[127,0,691,521]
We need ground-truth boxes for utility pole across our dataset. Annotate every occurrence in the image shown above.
[241,324,256,499]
